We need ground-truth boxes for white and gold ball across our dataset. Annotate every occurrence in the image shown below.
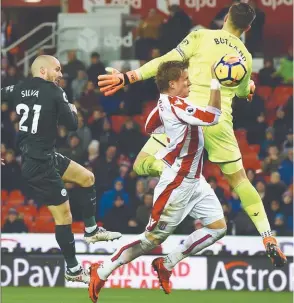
[214,54,247,87]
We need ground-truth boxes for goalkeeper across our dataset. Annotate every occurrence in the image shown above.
[98,2,287,267]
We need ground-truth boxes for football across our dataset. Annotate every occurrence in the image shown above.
[214,54,247,87]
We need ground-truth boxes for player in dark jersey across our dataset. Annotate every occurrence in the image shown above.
[1,55,122,284]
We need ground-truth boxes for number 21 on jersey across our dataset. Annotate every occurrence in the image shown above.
[16,104,41,134]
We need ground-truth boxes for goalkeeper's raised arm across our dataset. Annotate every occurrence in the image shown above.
[97,30,202,96]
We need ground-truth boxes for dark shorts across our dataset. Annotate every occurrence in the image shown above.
[22,152,71,206]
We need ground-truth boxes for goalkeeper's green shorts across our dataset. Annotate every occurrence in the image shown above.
[141,119,243,175]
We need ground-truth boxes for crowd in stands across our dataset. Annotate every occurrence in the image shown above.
[1,47,292,237]
[1,3,293,238]
[258,47,293,87]
[135,0,266,60]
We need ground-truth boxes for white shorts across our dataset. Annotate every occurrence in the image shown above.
[146,166,224,240]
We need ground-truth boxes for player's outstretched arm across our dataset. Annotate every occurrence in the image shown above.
[97,49,182,96]
[138,31,201,80]
[236,54,255,101]
[97,68,141,96]
[98,31,201,96]
[207,63,221,111]
[171,63,221,126]
[172,99,222,127]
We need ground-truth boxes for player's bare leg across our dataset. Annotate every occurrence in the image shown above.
[223,165,287,267]
[88,217,226,300]
[48,201,89,284]
[62,160,122,242]
[153,218,227,294]
[88,232,160,302]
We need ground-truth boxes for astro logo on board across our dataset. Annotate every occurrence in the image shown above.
[208,258,293,292]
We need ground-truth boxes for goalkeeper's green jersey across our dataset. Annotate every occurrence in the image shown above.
[138,29,252,120]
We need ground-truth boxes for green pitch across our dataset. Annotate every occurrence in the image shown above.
[2,287,293,303]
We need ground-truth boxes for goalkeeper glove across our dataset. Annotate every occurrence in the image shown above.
[97,68,139,96]
[247,80,256,102]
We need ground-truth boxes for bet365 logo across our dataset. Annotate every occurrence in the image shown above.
[261,0,293,10]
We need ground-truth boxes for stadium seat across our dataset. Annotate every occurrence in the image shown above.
[1,205,10,214]
[143,100,157,116]
[71,221,84,233]
[1,205,10,223]
[265,109,276,126]
[217,178,231,199]
[17,205,38,217]
[22,213,34,227]
[264,175,271,182]
[271,86,293,107]
[34,220,55,233]
[111,116,129,133]
[234,129,247,139]
[1,190,8,203]
[35,215,54,225]
[38,206,54,222]
[27,221,37,233]
[203,161,222,178]
[6,199,25,209]
[239,144,260,158]
[242,154,262,171]
[255,86,272,102]
[248,144,260,154]
[235,129,248,146]
[42,222,55,233]
[266,86,293,111]
[239,143,251,155]
[133,115,147,134]
[264,100,276,111]
[7,190,25,206]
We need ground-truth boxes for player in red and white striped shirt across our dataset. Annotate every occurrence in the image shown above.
[88,61,226,302]
[145,94,221,179]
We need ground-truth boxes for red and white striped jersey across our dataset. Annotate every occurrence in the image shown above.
[145,94,221,179]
